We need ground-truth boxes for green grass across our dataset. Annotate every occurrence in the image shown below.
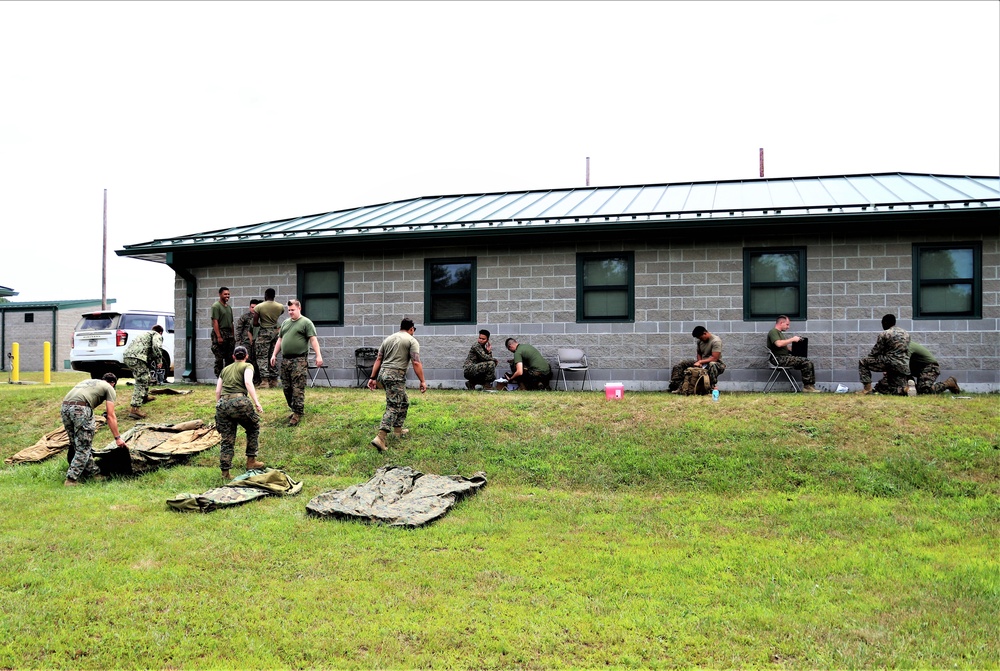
[1,381,997,669]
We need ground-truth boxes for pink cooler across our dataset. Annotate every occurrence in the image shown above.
[604,383,624,400]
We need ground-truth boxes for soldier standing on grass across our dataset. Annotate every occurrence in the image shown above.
[215,346,265,480]
[62,374,126,486]
[235,298,261,386]
[270,299,322,427]
[255,288,285,388]
[211,287,236,377]
[368,317,427,452]
[124,324,164,419]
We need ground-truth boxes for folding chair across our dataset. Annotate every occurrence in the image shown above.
[557,348,593,391]
[354,347,379,388]
[307,352,331,388]
[763,349,801,393]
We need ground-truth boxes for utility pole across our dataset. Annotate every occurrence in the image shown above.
[759,148,764,178]
[586,157,590,187]
[102,189,107,311]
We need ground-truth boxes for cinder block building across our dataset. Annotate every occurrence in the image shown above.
[0,299,110,372]
[119,172,999,391]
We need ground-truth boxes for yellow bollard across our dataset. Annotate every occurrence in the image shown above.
[43,341,51,385]
[11,342,19,383]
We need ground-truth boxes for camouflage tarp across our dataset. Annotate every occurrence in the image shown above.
[148,387,192,396]
[167,468,303,512]
[4,416,108,465]
[92,420,220,476]
[306,465,487,527]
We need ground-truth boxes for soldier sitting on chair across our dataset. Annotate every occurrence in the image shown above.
[767,315,819,392]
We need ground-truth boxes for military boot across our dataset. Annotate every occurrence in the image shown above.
[802,385,820,393]
[246,457,265,470]
[370,430,388,452]
[142,396,156,403]
[944,377,961,393]
[288,413,301,427]
[855,383,873,395]
[128,406,147,419]
[393,428,410,439]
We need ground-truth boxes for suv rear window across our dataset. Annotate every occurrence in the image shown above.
[120,314,159,330]
[76,314,118,330]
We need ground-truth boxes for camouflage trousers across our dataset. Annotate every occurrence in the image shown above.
[212,335,236,377]
[256,327,280,382]
[125,355,153,407]
[378,368,410,431]
[61,404,100,481]
[669,360,726,390]
[280,356,308,415]
[876,362,946,395]
[859,356,908,394]
[239,340,261,385]
[464,361,496,386]
[215,395,260,471]
[773,354,816,386]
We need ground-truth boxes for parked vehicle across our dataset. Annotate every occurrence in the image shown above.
[70,310,175,380]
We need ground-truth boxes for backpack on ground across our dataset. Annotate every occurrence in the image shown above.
[679,366,711,396]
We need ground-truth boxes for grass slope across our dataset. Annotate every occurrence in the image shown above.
[0,376,997,669]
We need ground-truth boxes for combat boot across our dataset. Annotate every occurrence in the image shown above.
[128,406,147,419]
[944,377,961,393]
[142,396,156,403]
[855,383,873,395]
[220,469,231,481]
[288,413,301,427]
[370,430,388,452]
[393,428,410,439]
[247,457,265,470]
[802,385,820,393]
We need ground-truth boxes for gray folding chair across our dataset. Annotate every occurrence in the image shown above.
[557,348,593,391]
[307,352,331,388]
[763,349,800,393]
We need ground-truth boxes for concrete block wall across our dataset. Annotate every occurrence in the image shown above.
[1,309,79,372]
[171,229,999,391]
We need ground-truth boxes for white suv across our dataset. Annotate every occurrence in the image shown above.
[70,310,175,380]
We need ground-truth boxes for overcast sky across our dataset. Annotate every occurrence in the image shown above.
[1,0,997,312]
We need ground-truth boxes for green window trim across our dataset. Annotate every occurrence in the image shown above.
[912,242,982,319]
[424,258,476,325]
[576,252,635,323]
[743,247,807,321]
[297,262,345,326]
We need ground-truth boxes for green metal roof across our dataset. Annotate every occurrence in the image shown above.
[0,285,17,297]
[120,172,1000,263]
[0,298,114,311]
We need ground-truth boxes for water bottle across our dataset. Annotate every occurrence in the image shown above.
[712,389,720,402]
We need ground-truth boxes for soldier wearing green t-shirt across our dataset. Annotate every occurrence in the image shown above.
[215,345,265,479]
[254,288,286,387]
[767,315,819,392]
[503,337,552,391]
[269,299,322,426]
[61,374,126,486]
[368,318,427,452]
[211,286,236,377]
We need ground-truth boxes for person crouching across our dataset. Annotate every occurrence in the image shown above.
[215,345,265,480]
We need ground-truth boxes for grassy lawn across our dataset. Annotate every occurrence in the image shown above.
[0,378,997,669]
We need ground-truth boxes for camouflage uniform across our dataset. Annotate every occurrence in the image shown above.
[876,342,948,395]
[234,311,260,385]
[859,325,910,395]
[211,335,235,378]
[256,327,279,383]
[215,395,260,472]
[378,368,410,431]
[281,356,308,415]
[463,343,497,386]
[670,360,727,389]
[124,330,163,408]
[62,404,101,481]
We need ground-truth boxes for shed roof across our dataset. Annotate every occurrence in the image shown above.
[0,285,17,297]
[0,299,114,311]
[120,172,1000,263]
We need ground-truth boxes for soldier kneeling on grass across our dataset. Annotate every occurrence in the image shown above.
[215,346,265,480]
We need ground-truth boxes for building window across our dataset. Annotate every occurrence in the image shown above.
[743,248,807,320]
[425,258,476,324]
[912,242,981,319]
[577,252,634,322]
[297,263,344,326]
[24,313,34,323]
